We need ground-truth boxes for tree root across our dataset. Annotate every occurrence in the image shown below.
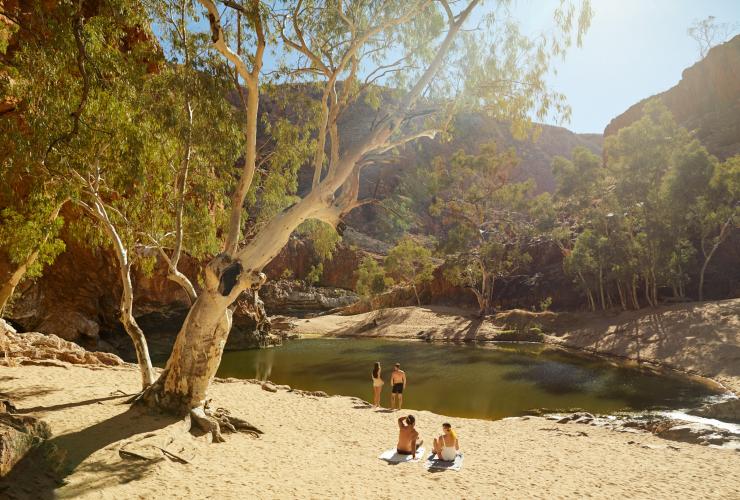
[189,400,262,443]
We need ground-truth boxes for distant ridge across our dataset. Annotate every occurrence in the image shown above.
[605,34,740,160]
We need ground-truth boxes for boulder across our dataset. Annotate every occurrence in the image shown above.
[2,330,124,367]
[688,398,740,424]
[657,422,737,447]
[0,406,52,477]
[228,292,282,350]
[35,310,100,342]
[260,280,359,315]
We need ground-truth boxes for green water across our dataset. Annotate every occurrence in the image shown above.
[217,339,722,420]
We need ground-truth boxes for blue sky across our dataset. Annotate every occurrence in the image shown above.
[511,0,740,133]
[164,1,739,135]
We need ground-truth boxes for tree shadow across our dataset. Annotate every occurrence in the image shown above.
[0,406,178,498]
[16,394,135,414]
[439,317,484,342]
[1,384,59,402]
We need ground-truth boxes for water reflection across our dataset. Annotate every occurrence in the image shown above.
[217,339,722,420]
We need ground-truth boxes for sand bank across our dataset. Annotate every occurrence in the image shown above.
[1,363,739,499]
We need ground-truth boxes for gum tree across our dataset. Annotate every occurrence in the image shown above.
[432,144,536,315]
[385,237,434,306]
[138,0,592,439]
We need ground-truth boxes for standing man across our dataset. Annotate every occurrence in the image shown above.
[390,363,406,410]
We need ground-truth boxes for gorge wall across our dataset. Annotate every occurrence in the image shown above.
[605,35,740,159]
[3,27,739,356]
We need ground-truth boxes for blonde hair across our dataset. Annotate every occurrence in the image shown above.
[443,423,456,441]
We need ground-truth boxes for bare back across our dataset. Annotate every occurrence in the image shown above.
[397,425,418,452]
[391,369,405,385]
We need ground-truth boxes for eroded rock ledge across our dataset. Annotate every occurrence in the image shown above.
[1,319,123,368]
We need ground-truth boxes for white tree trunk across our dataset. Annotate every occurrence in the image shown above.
[142,0,479,415]
[80,198,155,389]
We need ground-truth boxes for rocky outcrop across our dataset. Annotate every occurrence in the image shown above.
[689,398,740,424]
[0,402,52,477]
[605,35,740,160]
[261,280,359,315]
[333,239,582,313]
[1,319,123,367]
[545,298,740,396]
[264,237,367,290]
[228,293,281,350]
[546,411,740,450]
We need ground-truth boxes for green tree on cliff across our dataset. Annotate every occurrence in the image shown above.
[554,101,736,310]
[356,256,393,299]
[431,144,537,315]
[385,237,434,306]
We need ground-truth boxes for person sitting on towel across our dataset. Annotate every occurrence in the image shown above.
[432,422,459,461]
[396,414,423,458]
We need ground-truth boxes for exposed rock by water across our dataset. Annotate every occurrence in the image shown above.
[546,411,740,450]
[261,280,359,315]
[689,398,740,424]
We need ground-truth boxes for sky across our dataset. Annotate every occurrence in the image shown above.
[161,1,740,135]
[511,0,740,133]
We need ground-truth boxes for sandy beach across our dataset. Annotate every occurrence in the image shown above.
[2,362,739,499]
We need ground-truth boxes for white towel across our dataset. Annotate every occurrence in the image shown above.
[378,447,426,463]
[424,452,464,471]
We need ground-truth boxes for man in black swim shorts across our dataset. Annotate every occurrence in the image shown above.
[390,363,406,410]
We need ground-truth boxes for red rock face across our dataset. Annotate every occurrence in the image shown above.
[605,35,740,160]
[264,237,365,290]
[6,226,200,343]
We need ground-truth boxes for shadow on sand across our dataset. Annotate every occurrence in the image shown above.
[0,398,178,499]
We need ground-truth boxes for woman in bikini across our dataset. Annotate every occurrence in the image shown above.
[432,422,459,461]
[371,362,384,407]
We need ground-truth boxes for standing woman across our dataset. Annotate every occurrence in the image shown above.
[372,362,384,407]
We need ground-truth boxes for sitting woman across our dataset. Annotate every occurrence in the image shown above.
[432,422,459,461]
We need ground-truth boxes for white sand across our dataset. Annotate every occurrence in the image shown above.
[2,363,739,499]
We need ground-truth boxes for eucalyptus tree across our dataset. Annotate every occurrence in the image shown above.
[549,147,607,310]
[0,0,95,314]
[554,101,735,310]
[356,256,392,299]
[67,0,246,390]
[431,144,536,315]
[687,16,738,59]
[691,155,739,300]
[385,237,433,306]
[138,0,591,438]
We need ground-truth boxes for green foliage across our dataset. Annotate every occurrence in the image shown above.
[384,237,434,304]
[0,195,66,279]
[553,100,737,309]
[306,263,323,287]
[430,143,537,313]
[296,220,341,262]
[538,297,553,312]
[0,0,153,284]
[355,256,393,299]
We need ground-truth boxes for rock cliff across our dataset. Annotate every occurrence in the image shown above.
[605,35,740,160]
